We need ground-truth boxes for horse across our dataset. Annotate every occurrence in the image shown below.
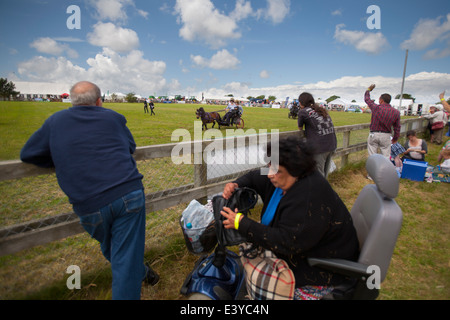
[195,107,221,130]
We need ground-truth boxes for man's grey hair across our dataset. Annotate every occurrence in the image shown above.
[70,81,101,106]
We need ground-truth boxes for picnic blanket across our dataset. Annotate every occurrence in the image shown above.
[425,165,450,183]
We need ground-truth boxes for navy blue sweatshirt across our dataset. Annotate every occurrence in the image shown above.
[20,106,143,215]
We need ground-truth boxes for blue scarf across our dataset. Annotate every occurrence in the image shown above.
[261,188,283,226]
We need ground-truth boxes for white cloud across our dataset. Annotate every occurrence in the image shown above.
[174,0,290,48]
[16,48,177,96]
[263,0,291,24]
[190,49,240,70]
[53,37,84,43]
[175,0,241,49]
[401,14,450,50]
[260,70,270,79]
[88,0,133,22]
[331,9,342,16]
[17,56,86,84]
[30,37,78,59]
[230,0,254,21]
[87,22,140,53]
[401,14,450,60]
[198,72,450,104]
[423,47,450,60]
[334,24,389,54]
[137,9,149,19]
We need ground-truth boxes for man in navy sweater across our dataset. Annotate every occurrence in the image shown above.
[20,81,159,299]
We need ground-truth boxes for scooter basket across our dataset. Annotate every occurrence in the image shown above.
[180,216,217,255]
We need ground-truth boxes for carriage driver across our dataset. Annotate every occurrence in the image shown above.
[223,99,242,125]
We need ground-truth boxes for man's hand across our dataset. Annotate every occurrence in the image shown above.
[368,84,376,91]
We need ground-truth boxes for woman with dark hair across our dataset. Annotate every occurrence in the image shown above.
[297,92,337,178]
[402,130,428,161]
[220,136,359,299]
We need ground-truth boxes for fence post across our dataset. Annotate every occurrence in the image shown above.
[194,149,208,203]
[341,131,351,168]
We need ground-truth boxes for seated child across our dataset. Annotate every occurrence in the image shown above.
[439,149,450,173]
[437,140,450,163]
[391,141,406,176]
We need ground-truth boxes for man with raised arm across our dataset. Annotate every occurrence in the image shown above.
[364,84,401,159]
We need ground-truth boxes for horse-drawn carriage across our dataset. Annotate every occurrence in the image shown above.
[196,106,245,130]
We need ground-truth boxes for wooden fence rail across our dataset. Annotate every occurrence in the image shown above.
[0,118,427,256]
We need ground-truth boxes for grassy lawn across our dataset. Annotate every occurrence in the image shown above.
[0,101,448,300]
[0,101,372,160]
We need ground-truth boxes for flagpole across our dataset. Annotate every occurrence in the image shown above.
[399,49,409,114]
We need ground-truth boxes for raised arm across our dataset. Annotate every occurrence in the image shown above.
[439,91,450,112]
[364,84,377,109]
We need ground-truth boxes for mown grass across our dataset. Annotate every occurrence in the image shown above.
[0,101,372,160]
[0,101,448,300]
[328,144,450,300]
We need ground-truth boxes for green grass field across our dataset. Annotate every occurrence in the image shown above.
[0,101,373,160]
[0,101,448,300]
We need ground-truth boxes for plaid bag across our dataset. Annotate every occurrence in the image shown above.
[239,243,295,300]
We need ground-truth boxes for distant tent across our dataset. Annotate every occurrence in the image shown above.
[316,98,327,105]
[13,81,71,99]
[329,98,351,106]
[352,101,367,107]
[390,99,414,107]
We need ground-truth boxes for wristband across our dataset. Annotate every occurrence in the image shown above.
[235,213,243,230]
[367,87,373,91]
[441,98,445,101]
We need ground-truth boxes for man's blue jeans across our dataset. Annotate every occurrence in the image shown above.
[79,189,146,300]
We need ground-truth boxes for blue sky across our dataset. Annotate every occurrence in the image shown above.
[0,0,449,103]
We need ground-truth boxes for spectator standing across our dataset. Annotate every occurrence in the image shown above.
[364,84,401,159]
[144,99,149,113]
[149,100,155,115]
[422,105,447,145]
[297,92,337,178]
[426,107,436,142]
[20,81,159,300]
